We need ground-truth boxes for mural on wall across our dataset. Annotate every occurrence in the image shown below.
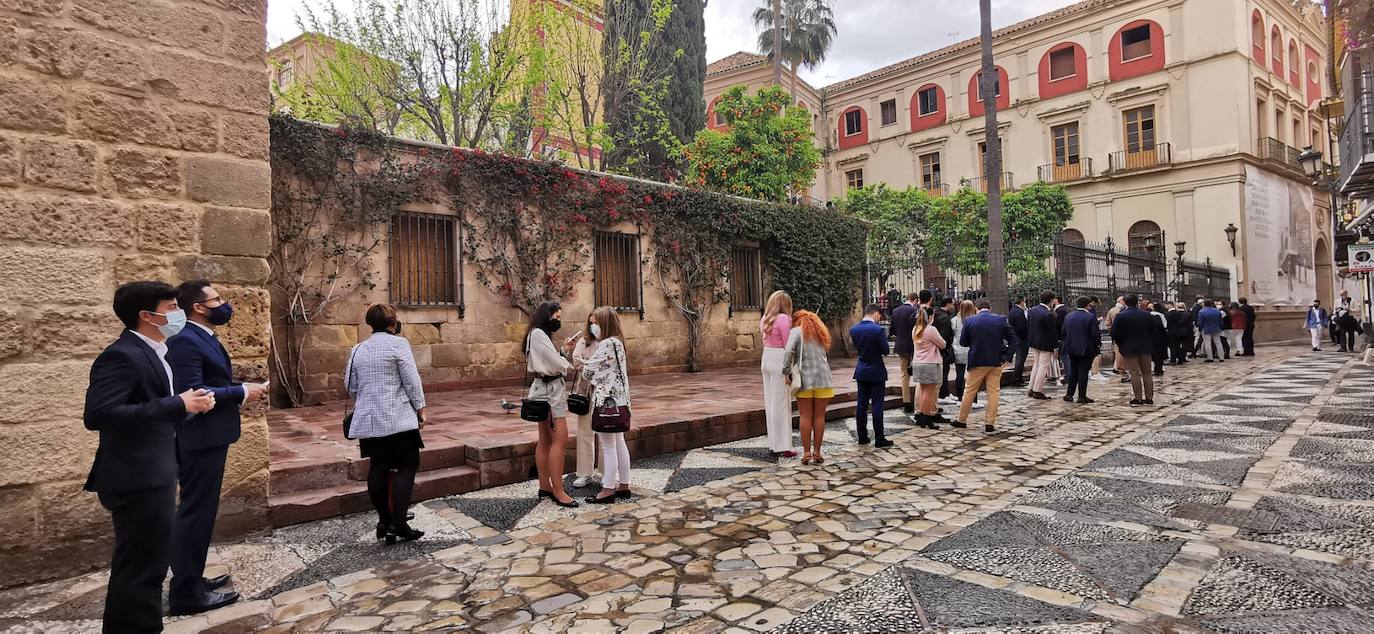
[1243,165,1315,306]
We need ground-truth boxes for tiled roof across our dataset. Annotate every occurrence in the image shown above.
[707,51,768,76]
[822,0,1122,94]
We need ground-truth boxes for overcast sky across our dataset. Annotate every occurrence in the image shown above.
[267,0,1085,87]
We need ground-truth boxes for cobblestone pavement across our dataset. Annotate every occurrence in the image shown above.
[2,346,1370,633]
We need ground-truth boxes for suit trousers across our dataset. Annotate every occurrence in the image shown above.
[1169,335,1189,363]
[958,365,1002,424]
[898,353,913,404]
[1012,341,1029,382]
[100,484,175,633]
[1029,349,1056,393]
[1242,326,1255,355]
[938,358,953,398]
[170,444,228,603]
[1065,354,1092,400]
[854,380,887,442]
[1125,353,1154,400]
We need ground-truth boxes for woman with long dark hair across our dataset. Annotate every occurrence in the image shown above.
[524,301,578,507]
[345,303,427,543]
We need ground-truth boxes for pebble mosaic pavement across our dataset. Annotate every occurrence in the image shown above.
[1,346,1371,633]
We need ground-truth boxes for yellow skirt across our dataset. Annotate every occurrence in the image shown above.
[795,387,836,399]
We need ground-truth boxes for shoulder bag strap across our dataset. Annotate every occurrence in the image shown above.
[344,344,360,416]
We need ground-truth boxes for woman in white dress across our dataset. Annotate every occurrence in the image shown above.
[759,291,797,458]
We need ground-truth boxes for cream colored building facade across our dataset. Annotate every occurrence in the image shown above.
[706,0,1336,312]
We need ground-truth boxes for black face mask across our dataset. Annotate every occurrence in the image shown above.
[392,323,403,335]
[547,318,562,333]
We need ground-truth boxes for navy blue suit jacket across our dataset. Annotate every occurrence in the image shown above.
[850,319,889,382]
[1026,304,1057,351]
[167,324,244,452]
[959,311,1018,368]
[84,330,187,493]
[1061,309,1101,358]
[1110,307,1157,357]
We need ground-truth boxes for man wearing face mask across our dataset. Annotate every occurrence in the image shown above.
[165,281,266,615]
[85,281,217,632]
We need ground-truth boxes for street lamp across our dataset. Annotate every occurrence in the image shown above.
[1173,241,1187,302]
[1224,223,1238,256]
[1174,240,1187,258]
[1297,146,1323,180]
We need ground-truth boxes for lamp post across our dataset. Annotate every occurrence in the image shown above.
[1224,223,1238,256]
[1174,240,1187,302]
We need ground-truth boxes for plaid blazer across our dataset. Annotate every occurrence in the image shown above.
[344,332,426,439]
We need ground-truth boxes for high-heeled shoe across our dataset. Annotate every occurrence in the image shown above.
[375,522,388,540]
[551,495,580,508]
[538,489,553,500]
[384,523,424,544]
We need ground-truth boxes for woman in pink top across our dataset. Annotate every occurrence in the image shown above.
[760,291,797,458]
[911,308,947,429]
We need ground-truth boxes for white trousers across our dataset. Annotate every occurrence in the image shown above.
[1029,349,1055,392]
[1225,329,1242,354]
[761,348,793,452]
[575,412,599,477]
[1310,327,1323,349]
[597,432,630,489]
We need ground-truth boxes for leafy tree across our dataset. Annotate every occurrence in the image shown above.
[270,35,403,136]
[604,0,706,180]
[838,185,936,290]
[300,0,529,148]
[681,85,820,203]
[753,0,836,102]
[924,181,1073,276]
[1336,0,1374,50]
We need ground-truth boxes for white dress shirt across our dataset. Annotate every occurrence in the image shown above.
[130,330,174,397]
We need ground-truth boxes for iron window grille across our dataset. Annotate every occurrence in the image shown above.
[730,246,763,313]
[388,211,464,313]
[594,230,643,315]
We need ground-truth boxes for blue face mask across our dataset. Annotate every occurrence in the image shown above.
[206,302,233,326]
[151,309,186,338]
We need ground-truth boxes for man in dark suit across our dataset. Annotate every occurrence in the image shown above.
[1053,295,1071,386]
[1166,301,1193,365]
[1110,294,1157,405]
[1239,297,1257,356]
[953,298,1017,433]
[1026,290,1058,400]
[1146,300,1169,376]
[934,297,957,403]
[1061,296,1100,403]
[849,305,893,447]
[890,293,920,413]
[166,281,266,615]
[85,282,216,633]
[1008,297,1029,386]
[1189,295,1206,358]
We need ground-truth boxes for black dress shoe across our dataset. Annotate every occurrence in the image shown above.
[1029,392,1050,400]
[984,424,996,433]
[1062,395,1074,402]
[950,420,968,428]
[1143,399,1154,405]
[901,402,915,414]
[168,590,240,616]
[874,439,894,448]
[856,437,871,445]
[1076,397,1094,404]
[1129,399,1143,406]
[204,574,230,591]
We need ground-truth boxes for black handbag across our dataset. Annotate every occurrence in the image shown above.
[567,365,591,416]
[520,398,551,422]
[342,346,359,440]
[589,341,631,433]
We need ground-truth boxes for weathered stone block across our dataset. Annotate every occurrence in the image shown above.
[185,157,269,208]
[149,52,267,115]
[0,134,18,186]
[0,193,135,247]
[22,137,97,192]
[0,247,110,305]
[71,90,217,152]
[0,0,64,17]
[0,361,92,425]
[0,18,15,67]
[31,308,121,358]
[0,420,96,486]
[114,253,174,284]
[0,485,37,550]
[218,286,270,357]
[303,324,357,348]
[400,323,441,345]
[0,73,65,133]
[137,201,201,253]
[430,343,471,368]
[21,25,147,90]
[103,148,181,199]
[71,0,222,56]
[35,480,107,541]
[224,417,269,490]
[220,114,268,160]
[201,206,269,256]
[223,17,266,62]
[215,468,269,538]
[300,347,349,373]
[174,255,269,285]
[0,309,24,360]
[411,344,432,368]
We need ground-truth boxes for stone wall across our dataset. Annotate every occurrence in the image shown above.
[0,0,272,587]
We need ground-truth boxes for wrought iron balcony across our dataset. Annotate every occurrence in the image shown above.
[1107,142,1171,173]
[1256,137,1303,174]
[1037,157,1092,184]
[919,182,949,197]
[1339,92,1374,198]
[963,172,1014,193]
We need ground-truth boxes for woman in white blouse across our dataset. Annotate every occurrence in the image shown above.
[523,301,578,508]
[570,313,601,488]
[582,306,633,504]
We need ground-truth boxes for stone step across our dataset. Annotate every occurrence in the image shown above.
[268,464,481,528]
[270,441,468,496]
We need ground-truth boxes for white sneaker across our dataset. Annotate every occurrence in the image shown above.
[572,476,596,488]
[971,402,985,410]
[939,396,959,405]
[1089,374,1108,382]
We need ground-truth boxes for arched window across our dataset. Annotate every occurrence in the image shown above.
[1127,220,1164,283]
[1127,220,1162,254]
[1059,229,1086,279]
[1270,26,1283,75]
[1288,39,1300,85]
[1251,11,1265,62]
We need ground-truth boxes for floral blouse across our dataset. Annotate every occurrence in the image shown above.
[581,336,630,407]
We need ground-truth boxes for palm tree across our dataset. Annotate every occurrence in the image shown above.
[753,0,837,101]
[980,0,1008,310]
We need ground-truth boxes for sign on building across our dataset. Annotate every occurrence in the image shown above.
[1350,243,1374,274]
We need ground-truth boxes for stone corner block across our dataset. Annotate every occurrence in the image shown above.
[174,255,269,285]
[184,157,269,209]
[201,206,270,257]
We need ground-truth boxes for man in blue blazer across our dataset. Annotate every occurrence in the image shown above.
[166,281,267,615]
[1025,290,1058,399]
[850,305,893,447]
[954,298,1018,433]
[1061,296,1101,404]
[85,282,216,632]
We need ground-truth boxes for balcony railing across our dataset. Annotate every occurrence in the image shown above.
[1339,89,1374,197]
[919,182,949,197]
[1108,142,1171,173]
[964,172,1014,193]
[1256,136,1303,173]
[1037,157,1093,184]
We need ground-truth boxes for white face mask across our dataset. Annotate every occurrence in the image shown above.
[590,323,602,339]
[148,309,186,338]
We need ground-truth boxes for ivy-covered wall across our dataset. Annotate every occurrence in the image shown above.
[269,117,867,405]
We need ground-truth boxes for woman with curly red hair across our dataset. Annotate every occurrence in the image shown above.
[782,310,833,464]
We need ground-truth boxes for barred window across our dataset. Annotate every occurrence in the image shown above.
[389,212,459,306]
[594,231,641,311]
[731,246,762,309]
